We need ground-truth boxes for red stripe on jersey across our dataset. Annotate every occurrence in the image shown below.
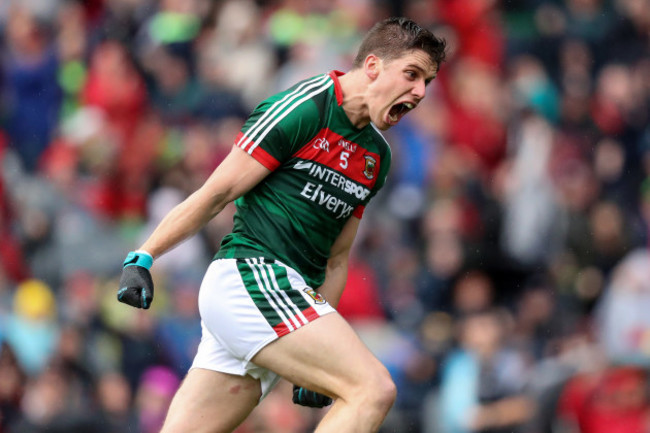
[293,128,380,188]
[353,205,365,219]
[235,132,281,171]
[235,131,252,151]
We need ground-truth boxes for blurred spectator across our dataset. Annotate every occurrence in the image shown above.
[435,308,534,433]
[0,207,29,287]
[145,45,204,125]
[337,254,386,323]
[55,0,89,120]
[511,276,561,361]
[596,249,650,363]
[603,0,650,64]
[155,282,201,377]
[508,55,560,124]
[382,244,426,329]
[240,380,314,433]
[7,363,96,433]
[81,40,146,144]
[203,0,277,109]
[501,114,564,268]
[93,371,138,432]
[416,231,464,313]
[1,5,62,172]
[134,365,179,433]
[2,279,59,376]
[450,270,495,317]
[446,59,508,176]
[437,0,505,68]
[117,310,169,391]
[0,343,26,433]
[556,365,650,433]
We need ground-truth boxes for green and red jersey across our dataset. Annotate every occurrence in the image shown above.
[215,71,392,288]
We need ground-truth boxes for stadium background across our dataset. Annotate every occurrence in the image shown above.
[1,0,650,432]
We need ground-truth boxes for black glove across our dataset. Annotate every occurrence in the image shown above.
[117,251,154,309]
[292,385,333,408]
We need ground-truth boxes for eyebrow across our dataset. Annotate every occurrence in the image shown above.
[406,63,437,85]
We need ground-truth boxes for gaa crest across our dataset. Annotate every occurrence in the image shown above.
[303,287,326,304]
[363,155,377,179]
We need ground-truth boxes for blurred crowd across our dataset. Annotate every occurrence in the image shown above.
[1,0,650,432]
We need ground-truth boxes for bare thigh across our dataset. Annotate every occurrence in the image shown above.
[252,312,389,401]
[160,368,262,433]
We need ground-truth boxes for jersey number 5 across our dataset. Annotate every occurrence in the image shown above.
[340,151,350,169]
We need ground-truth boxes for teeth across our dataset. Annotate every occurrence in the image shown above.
[404,102,414,109]
[389,114,398,122]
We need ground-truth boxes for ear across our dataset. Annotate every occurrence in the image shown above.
[364,54,381,81]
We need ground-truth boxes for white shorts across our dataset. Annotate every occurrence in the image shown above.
[190,258,336,399]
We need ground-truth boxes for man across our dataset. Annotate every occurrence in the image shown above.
[118,17,446,433]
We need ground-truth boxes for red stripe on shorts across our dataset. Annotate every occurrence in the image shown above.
[272,306,321,337]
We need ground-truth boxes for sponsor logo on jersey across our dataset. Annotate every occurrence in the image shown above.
[294,161,371,200]
[303,287,326,304]
[300,182,355,219]
[294,160,313,171]
[363,155,377,180]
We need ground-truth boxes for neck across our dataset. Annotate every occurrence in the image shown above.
[337,69,371,129]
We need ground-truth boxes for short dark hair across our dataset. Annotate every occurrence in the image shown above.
[353,17,447,69]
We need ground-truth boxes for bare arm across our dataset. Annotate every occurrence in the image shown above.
[317,217,360,308]
[139,145,271,258]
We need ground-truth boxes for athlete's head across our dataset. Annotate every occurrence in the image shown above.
[353,18,447,130]
[352,17,447,71]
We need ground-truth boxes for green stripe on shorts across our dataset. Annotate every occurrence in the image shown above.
[266,263,312,311]
[236,259,284,328]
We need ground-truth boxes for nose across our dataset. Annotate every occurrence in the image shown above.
[412,79,426,100]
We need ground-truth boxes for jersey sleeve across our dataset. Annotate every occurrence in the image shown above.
[234,78,327,170]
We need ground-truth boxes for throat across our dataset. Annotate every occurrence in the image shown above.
[341,99,370,129]
[337,72,371,128]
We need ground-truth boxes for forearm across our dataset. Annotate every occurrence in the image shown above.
[139,187,228,258]
[136,145,272,259]
[318,258,349,308]
[317,217,359,308]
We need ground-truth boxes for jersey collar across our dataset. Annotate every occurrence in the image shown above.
[328,70,345,106]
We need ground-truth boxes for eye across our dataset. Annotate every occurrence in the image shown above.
[405,70,416,80]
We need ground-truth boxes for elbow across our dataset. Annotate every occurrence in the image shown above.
[208,193,233,219]
[190,187,234,222]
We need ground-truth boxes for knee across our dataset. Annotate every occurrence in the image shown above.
[372,371,397,412]
[353,368,397,415]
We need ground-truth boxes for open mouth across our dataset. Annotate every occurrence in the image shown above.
[388,102,415,124]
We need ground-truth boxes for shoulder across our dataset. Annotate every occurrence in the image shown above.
[364,124,392,174]
[258,73,334,114]
[368,124,392,157]
[247,74,335,133]
[239,73,337,156]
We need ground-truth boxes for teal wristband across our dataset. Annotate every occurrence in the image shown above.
[123,251,153,269]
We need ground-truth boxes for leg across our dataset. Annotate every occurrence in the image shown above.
[160,368,261,433]
[252,312,397,433]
